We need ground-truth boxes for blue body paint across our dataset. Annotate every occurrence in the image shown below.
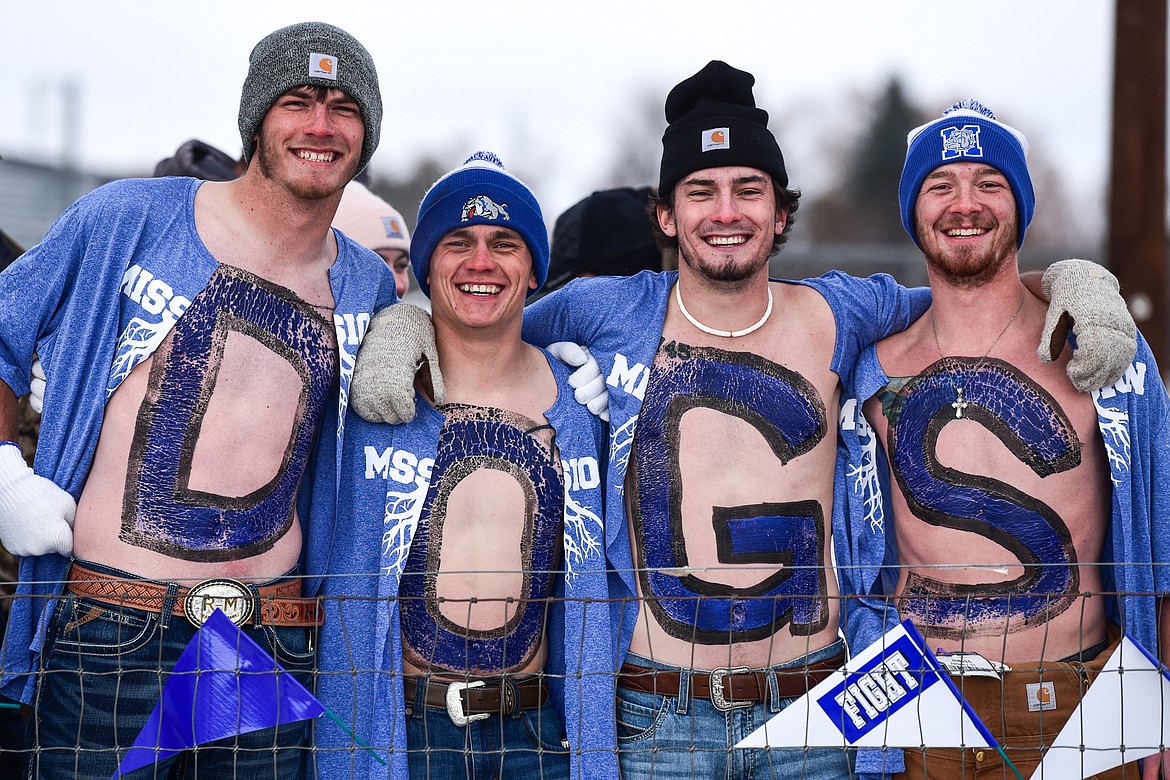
[399,407,563,674]
[121,265,336,561]
[887,358,1082,638]
[631,342,829,644]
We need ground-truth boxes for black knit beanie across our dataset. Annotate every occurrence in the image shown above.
[546,186,660,291]
[658,61,787,196]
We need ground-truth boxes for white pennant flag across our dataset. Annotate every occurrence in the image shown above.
[1030,634,1170,779]
[737,619,996,751]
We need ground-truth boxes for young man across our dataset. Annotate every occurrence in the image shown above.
[0,22,396,778]
[311,152,610,779]
[351,66,1134,778]
[841,101,1170,779]
[520,59,933,780]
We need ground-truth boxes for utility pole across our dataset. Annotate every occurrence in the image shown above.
[1109,0,1168,368]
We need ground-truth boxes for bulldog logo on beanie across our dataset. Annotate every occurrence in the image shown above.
[941,125,984,160]
[461,195,510,222]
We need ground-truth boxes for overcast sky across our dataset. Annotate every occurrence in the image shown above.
[2,1,1137,229]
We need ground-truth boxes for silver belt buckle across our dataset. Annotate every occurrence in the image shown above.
[709,666,753,712]
[445,680,491,726]
[183,578,254,627]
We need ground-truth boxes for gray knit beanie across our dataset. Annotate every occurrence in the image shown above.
[238,22,382,173]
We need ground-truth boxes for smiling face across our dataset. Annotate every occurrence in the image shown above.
[914,162,1019,289]
[427,225,536,333]
[253,86,364,200]
[657,166,785,285]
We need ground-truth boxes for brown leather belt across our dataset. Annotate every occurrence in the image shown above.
[66,562,322,628]
[404,675,549,726]
[618,653,845,712]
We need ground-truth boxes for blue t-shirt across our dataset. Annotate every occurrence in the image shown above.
[0,176,397,703]
[310,352,612,780]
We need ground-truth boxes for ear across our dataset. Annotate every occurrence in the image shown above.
[775,208,787,236]
[657,203,677,237]
[529,270,538,291]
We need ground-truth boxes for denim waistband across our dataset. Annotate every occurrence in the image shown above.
[625,636,847,674]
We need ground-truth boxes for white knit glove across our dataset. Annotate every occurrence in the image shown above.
[29,356,45,414]
[350,304,446,424]
[0,443,75,557]
[546,342,610,422]
[1039,259,1137,392]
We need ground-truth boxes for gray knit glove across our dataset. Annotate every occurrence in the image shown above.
[350,304,445,424]
[1039,259,1137,392]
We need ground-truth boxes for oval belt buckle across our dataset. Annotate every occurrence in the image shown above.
[184,578,255,627]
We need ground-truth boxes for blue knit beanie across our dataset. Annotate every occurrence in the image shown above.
[898,100,1034,249]
[411,151,549,298]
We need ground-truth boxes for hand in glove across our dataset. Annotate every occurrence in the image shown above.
[29,356,45,414]
[1038,259,1137,392]
[350,304,446,424]
[546,342,610,422]
[0,442,75,557]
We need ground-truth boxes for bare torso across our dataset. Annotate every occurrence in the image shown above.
[626,280,843,669]
[865,295,1111,663]
[72,183,340,585]
[400,345,562,678]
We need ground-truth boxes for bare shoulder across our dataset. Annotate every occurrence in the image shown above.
[504,344,560,424]
[772,281,836,343]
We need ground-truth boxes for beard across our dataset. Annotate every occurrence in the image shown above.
[678,237,774,285]
[254,134,357,201]
[919,215,1018,290]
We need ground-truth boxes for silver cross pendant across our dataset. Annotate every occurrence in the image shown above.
[952,386,968,419]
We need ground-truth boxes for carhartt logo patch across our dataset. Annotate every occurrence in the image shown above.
[309,53,338,80]
[940,124,983,161]
[382,216,405,240]
[702,127,730,152]
[1026,681,1056,712]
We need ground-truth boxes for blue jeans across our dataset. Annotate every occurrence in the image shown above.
[617,640,855,780]
[405,677,570,779]
[25,560,315,780]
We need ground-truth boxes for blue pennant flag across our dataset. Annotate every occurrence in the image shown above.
[112,609,324,778]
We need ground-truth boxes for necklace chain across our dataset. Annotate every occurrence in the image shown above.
[675,284,773,338]
[930,290,1025,419]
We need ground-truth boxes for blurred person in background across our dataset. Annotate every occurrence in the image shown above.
[541,185,667,295]
[333,180,412,298]
[153,138,245,181]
